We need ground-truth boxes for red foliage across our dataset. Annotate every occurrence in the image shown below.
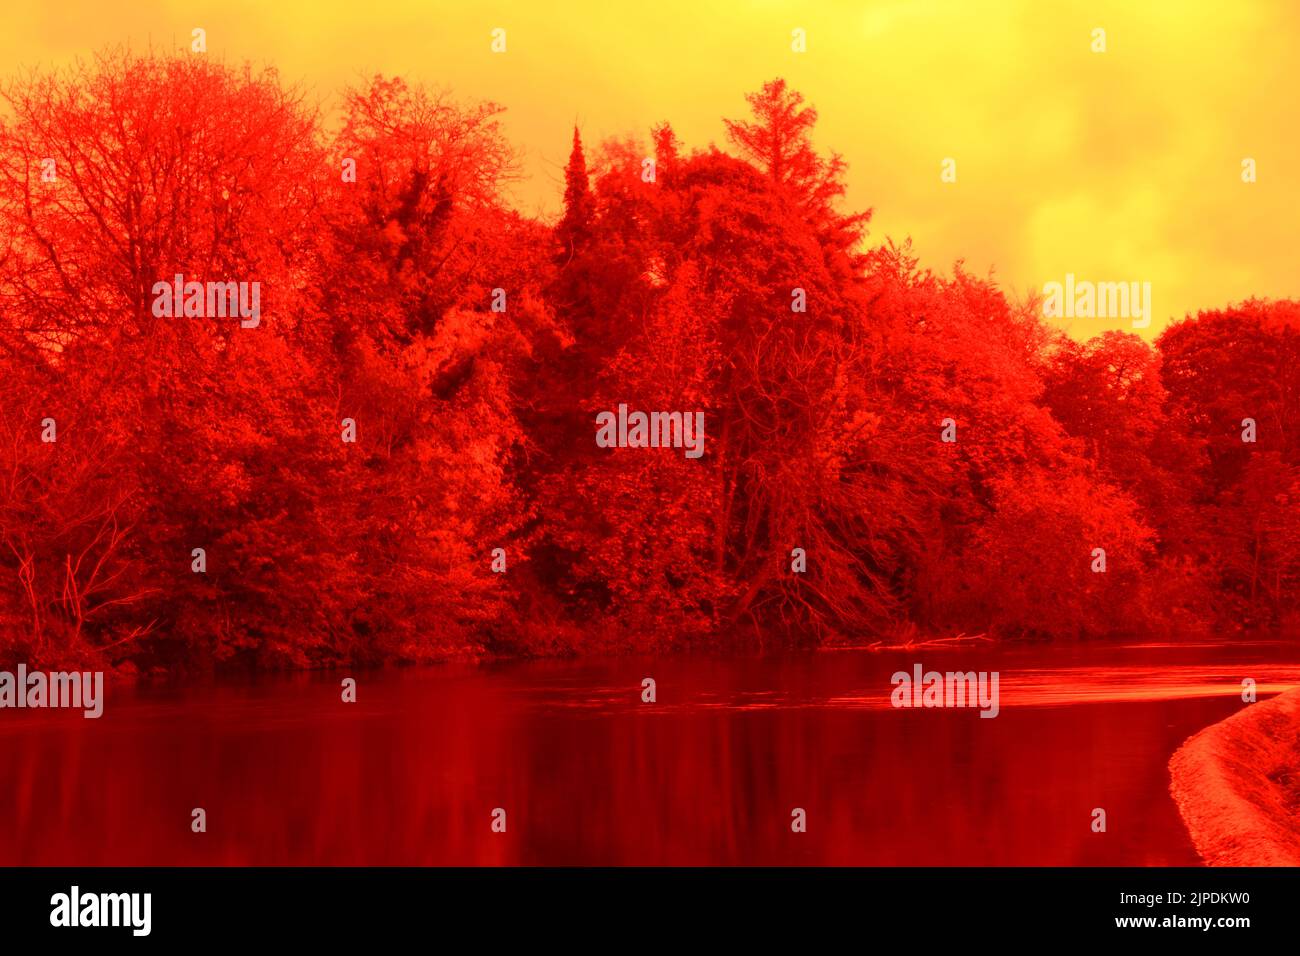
[0,50,1293,671]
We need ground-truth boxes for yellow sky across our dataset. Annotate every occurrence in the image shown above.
[3,0,1296,339]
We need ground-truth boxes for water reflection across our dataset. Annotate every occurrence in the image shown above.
[1,643,1296,865]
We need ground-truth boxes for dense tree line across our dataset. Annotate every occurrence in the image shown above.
[1,50,1295,672]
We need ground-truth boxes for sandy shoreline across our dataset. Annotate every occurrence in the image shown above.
[1169,687,1300,865]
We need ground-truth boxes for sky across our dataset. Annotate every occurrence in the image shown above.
[2,0,1296,339]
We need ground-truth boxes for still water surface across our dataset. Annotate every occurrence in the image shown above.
[3,642,1298,865]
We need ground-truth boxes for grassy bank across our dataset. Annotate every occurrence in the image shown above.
[1169,686,1300,865]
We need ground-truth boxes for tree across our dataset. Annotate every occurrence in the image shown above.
[1158,300,1300,627]
[555,127,594,263]
[723,78,870,262]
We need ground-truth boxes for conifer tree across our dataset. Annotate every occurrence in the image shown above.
[555,126,594,264]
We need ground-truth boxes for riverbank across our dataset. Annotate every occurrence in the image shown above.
[1169,686,1300,865]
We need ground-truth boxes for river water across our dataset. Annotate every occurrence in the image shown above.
[3,641,1298,865]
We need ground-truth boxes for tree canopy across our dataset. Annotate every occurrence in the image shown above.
[1,50,1291,672]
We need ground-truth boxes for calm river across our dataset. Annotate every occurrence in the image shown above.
[3,641,1298,865]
